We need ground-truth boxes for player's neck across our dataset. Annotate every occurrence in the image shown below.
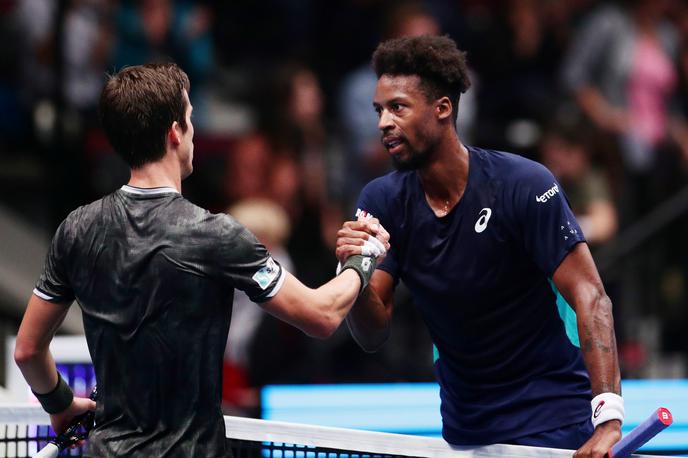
[418,136,468,210]
[128,154,182,192]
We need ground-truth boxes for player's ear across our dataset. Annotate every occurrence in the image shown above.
[168,121,181,146]
[436,96,453,121]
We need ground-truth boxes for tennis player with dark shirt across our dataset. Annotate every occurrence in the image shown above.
[336,36,623,458]
[14,63,388,457]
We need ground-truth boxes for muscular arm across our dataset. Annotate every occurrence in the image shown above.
[554,243,622,456]
[552,242,620,396]
[260,269,362,339]
[257,217,390,340]
[346,269,396,352]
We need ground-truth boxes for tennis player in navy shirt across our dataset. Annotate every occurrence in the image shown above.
[336,36,623,457]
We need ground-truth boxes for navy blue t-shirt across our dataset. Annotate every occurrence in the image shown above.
[355,146,592,445]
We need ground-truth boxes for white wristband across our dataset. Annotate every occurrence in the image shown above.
[591,392,624,428]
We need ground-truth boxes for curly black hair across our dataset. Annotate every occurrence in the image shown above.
[372,35,471,123]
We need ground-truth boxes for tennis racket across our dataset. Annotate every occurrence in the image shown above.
[606,407,673,458]
[33,386,98,458]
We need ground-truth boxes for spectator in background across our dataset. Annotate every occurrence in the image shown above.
[17,0,112,116]
[561,0,683,215]
[661,0,688,373]
[468,0,577,152]
[111,0,213,127]
[15,0,113,225]
[540,122,618,245]
[221,131,301,232]
[255,63,345,287]
[223,133,281,205]
[671,1,688,163]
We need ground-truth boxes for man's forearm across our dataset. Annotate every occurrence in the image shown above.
[15,295,72,394]
[262,270,363,339]
[346,286,392,352]
[15,347,60,394]
[577,291,621,396]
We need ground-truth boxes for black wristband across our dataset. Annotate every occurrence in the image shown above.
[32,373,73,414]
[340,255,376,294]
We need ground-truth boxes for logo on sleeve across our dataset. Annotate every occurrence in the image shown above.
[474,208,492,233]
[355,208,375,220]
[560,220,579,241]
[252,257,279,290]
[536,183,559,203]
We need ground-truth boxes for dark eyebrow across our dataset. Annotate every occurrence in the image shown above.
[373,97,407,108]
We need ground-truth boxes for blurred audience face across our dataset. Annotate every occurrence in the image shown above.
[268,155,301,217]
[541,134,589,180]
[224,134,271,202]
[289,69,323,126]
[385,3,441,39]
[141,0,172,46]
[392,13,439,38]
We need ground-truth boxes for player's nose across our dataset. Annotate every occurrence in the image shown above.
[378,109,394,131]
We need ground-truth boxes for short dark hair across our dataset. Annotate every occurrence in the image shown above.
[99,63,190,168]
[372,35,471,123]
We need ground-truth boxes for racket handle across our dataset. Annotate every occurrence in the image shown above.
[33,443,59,458]
[607,407,673,458]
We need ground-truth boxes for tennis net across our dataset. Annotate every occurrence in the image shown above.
[0,405,661,458]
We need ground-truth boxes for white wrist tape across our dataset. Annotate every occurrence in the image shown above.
[336,236,386,275]
[591,392,624,428]
[361,236,386,257]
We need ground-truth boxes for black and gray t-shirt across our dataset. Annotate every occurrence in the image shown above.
[34,185,284,457]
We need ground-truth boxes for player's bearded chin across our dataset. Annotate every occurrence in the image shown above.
[391,145,432,171]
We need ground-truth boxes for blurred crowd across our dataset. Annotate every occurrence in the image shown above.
[1,0,688,414]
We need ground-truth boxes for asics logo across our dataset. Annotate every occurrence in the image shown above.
[536,184,559,203]
[474,208,492,233]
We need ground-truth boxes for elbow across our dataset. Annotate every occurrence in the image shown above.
[14,342,41,369]
[597,293,614,325]
[583,287,614,326]
[304,313,342,339]
[347,320,390,353]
